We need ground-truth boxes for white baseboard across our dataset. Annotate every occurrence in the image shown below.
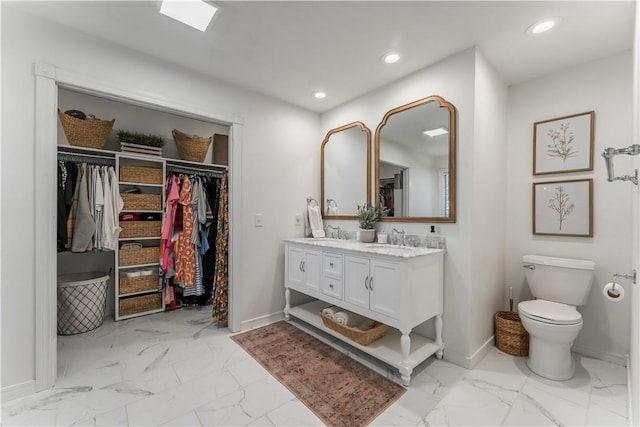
[572,343,628,367]
[444,335,494,370]
[1,380,37,403]
[238,311,284,332]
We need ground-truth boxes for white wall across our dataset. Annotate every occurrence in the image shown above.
[506,51,633,363]
[471,51,508,354]
[321,48,507,367]
[1,6,320,392]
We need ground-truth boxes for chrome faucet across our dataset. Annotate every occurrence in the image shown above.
[392,228,405,246]
[325,225,341,239]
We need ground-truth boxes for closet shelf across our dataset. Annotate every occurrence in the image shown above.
[117,307,164,320]
[119,181,164,188]
[118,289,162,298]
[118,236,160,242]
[120,209,163,214]
[117,262,159,270]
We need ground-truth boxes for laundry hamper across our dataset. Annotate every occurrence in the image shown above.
[57,272,110,335]
[494,311,529,356]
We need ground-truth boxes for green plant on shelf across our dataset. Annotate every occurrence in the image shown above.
[117,129,164,147]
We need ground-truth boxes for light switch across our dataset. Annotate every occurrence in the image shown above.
[255,213,264,227]
[295,213,301,225]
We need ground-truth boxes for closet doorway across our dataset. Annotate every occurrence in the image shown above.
[34,63,243,392]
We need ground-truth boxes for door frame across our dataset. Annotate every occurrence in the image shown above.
[33,63,243,391]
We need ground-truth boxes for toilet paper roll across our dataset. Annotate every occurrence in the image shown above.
[603,282,625,302]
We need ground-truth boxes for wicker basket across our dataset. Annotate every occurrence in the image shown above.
[119,293,163,317]
[119,221,161,238]
[119,246,159,266]
[121,193,162,211]
[57,109,115,149]
[172,129,212,163]
[119,273,159,295]
[321,311,388,346]
[495,311,529,356]
[119,166,163,185]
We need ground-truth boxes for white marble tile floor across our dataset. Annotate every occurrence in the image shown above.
[2,308,628,426]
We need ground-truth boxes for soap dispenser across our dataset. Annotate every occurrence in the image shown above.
[428,225,439,248]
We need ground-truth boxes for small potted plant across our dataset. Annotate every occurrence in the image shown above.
[356,203,388,242]
[117,130,164,148]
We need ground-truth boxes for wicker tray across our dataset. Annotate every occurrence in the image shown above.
[119,293,163,317]
[172,129,212,163]
[119,273,159,295]
[495,311,529,356]
[119,246,159,266]
[119,221,161,238]
[120,166,163,185]
[121,193,162,211]
[57,109,115,149]
[321,311,388,346]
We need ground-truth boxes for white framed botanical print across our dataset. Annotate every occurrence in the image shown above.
[533,178,593,237]
[533,111,594,175]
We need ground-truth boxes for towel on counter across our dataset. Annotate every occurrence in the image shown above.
[307,205,325,238]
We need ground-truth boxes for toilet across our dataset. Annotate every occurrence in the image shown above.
[518,255,595,381]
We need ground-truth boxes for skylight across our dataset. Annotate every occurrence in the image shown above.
[423,127,449,137]
[160,0,219,32]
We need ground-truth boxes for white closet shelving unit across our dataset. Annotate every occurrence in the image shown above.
[115,153,166,320]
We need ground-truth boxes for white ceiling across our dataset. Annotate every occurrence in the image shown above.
[6,1,635,113]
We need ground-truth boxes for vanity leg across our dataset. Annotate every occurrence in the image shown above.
[399,331,413,386]
[284,287,290,320]
[435,314,444,359]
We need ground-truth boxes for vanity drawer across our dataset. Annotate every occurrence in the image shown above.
[321,274,343,299]
[323,253,343,276]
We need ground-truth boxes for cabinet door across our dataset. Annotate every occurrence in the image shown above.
[302,250,320,291]
[287,246,305,288]
[370,259,401,319]
[344,255,370,309]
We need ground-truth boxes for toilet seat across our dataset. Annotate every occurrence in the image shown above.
[519,299,582,325]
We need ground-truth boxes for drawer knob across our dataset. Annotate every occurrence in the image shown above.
[329,262,334,268]
[329,283,334,289]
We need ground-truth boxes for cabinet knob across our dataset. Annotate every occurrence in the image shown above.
[329,262,334,268]
[364,276,369,290]
[329,283,334,289]
[369,277,373,291]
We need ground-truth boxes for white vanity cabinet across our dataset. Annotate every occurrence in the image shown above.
[284,238,445,385]
[344,255,401,319]
[287,245,321,292]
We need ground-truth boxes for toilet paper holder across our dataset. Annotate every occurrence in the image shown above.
[613,270,636,284]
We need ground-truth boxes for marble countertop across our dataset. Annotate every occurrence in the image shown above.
[284,237,445,259]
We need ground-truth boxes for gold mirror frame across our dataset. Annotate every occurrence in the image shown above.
[321,121,372,219]
[375,95,456,223]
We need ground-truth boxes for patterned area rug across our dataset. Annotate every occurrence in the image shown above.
[231,321,405,427]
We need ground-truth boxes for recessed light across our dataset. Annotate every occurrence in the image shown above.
[423,127,448,137]
[526,18,560,36]
[382,53,400,64]
[160,0,219,32]
[313,91,327,99]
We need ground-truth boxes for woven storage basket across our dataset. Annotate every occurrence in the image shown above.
[119,246,159,266]
[119,273,159,295]
[57,109,115,149]
[495,311,529,356]
[121,193,162,211]
[119,293,163,317]
[172,129,212,163]
[119,221,161,238]
[321,311,388,346]
[119,166,163,185]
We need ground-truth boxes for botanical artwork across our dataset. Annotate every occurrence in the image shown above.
[533,111,594,175]
[533,179,592,237]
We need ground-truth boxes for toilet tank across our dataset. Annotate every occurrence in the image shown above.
[522,255,595,306]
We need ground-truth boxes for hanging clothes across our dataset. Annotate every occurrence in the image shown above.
[174,175,196,287]
[212,171,229,324]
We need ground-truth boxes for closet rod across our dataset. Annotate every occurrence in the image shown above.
[57,152,116,165]
[166,165,223,177]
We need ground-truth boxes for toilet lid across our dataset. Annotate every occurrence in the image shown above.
[518,299,582,325]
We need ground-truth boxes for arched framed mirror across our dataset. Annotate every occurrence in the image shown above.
[375,95,456,222]
[321,121,371,219]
